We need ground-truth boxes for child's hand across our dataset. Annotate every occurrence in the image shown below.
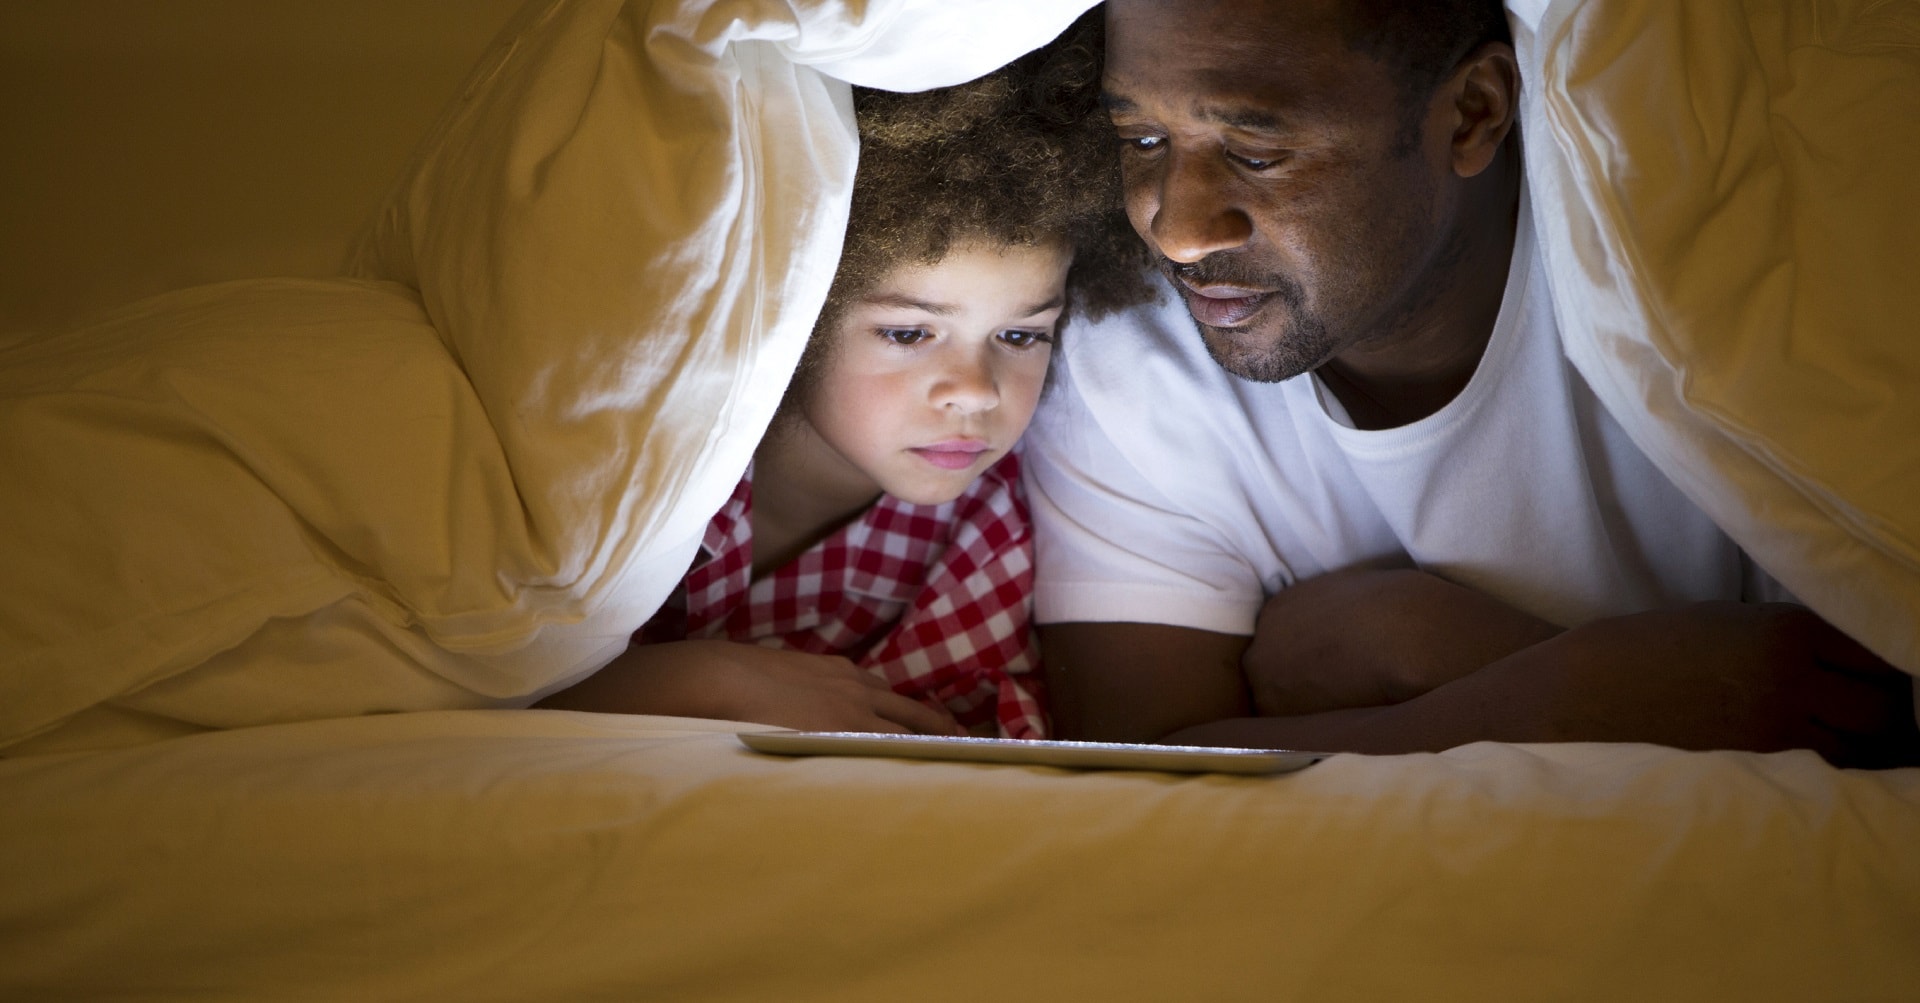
[536,639,965,735]
[701,641,966,735]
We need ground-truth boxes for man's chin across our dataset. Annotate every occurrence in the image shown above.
[1195,321,1316,385]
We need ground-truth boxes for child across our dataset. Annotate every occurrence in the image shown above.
[537,14,1150,738]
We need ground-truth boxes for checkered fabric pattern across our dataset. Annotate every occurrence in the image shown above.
[638,453,1047,738]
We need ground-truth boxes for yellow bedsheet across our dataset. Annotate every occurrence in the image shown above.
[2,711,1915,1001]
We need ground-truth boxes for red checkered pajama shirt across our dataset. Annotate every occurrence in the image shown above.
[637,453,1048,738]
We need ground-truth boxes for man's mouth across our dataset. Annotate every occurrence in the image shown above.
[1176,279,1274,329]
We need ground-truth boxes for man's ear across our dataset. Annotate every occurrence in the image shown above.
[1446,41,1519,178]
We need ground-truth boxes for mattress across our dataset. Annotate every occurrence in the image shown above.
[3,710,1915,1001]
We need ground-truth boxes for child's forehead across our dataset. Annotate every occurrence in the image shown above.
[865,240,1073,306]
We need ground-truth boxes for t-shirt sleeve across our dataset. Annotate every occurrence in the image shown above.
[1021,345,1267,637]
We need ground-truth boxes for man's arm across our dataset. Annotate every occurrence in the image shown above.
[1042,619,1517,754]
[1042,622,1253,742]
[1041,568,1568,747]
[1046,596,1920,767]
[1241,568,1563,715]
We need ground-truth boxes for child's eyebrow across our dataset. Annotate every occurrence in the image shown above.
[861,293,957,316]
[859,293,1065,318]
[1021,294,1066,317]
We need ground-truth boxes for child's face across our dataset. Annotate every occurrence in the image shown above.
[799,240,1072,507]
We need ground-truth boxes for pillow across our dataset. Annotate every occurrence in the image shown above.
[0,0,1098,751]
[1512,0,1920,673]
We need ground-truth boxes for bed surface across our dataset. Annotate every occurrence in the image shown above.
[4,711,1917,1001]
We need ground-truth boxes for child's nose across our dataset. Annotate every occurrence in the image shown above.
[933,351,999,413]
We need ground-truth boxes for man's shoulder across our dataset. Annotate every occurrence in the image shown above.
[1028,281,1328,527]
[1061,285,1212,383]
[1052,284,1285,430]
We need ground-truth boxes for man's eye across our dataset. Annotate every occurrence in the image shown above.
[877,328,930,346]
[1231,152,1283,171]
[1120,135,1163,153]
[999,329,1056,350]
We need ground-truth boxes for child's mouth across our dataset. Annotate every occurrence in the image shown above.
[912,442,989,470]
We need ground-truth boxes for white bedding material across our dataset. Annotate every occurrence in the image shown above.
[0,0,1098,751]
[1,711,1915,1001]
[1514,0,1920,673]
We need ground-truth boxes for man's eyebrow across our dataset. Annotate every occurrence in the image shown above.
[1100,91,1292,133]
[1205,105,1290,132]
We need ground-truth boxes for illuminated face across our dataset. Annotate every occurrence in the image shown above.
[1103,0,1459,383]
[790,240,1072,509]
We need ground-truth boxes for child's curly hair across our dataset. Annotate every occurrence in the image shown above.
[789,11,1153,402]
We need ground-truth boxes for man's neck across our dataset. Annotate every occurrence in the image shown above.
[1318,148,1523,431]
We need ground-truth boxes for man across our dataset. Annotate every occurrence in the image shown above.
[1023,0,1919,765]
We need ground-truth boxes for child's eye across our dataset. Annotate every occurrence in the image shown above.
[877,328,931,346]
[1119,135,1163,154]
[999,329,1056,350]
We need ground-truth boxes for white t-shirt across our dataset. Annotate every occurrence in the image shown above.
[1026,199,1774,635]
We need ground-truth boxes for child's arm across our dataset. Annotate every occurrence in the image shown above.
[536,639,965,735]
[1241,568,1563,716]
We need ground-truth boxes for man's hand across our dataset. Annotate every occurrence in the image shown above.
[1244,568,1562,715]
[535,640,964,736]
[1505,602,1918,768]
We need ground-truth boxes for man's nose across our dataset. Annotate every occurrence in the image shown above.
[1147,150,1254,263]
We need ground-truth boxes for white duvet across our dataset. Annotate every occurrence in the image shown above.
[0,0,1096,753]
[1512,0,1920,673]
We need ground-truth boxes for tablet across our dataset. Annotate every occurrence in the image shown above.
[737,730,1329,776]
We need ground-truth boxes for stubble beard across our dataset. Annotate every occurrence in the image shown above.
[1165,260,1336,384]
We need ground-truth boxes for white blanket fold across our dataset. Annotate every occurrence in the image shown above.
[1513,0,1920,673]
[0,0,1097,751]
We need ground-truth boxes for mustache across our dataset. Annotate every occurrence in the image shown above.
[1159,255,1306,308]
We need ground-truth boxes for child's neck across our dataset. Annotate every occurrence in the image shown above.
[748,420,882,580]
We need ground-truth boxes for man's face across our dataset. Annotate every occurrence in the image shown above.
[1103,0,1459,383]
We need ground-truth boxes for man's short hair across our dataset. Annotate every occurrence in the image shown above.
[1340,0,1512,101]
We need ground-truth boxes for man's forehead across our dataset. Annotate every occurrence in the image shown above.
[1104,0,1351,54]
[1101,5,1367,128]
